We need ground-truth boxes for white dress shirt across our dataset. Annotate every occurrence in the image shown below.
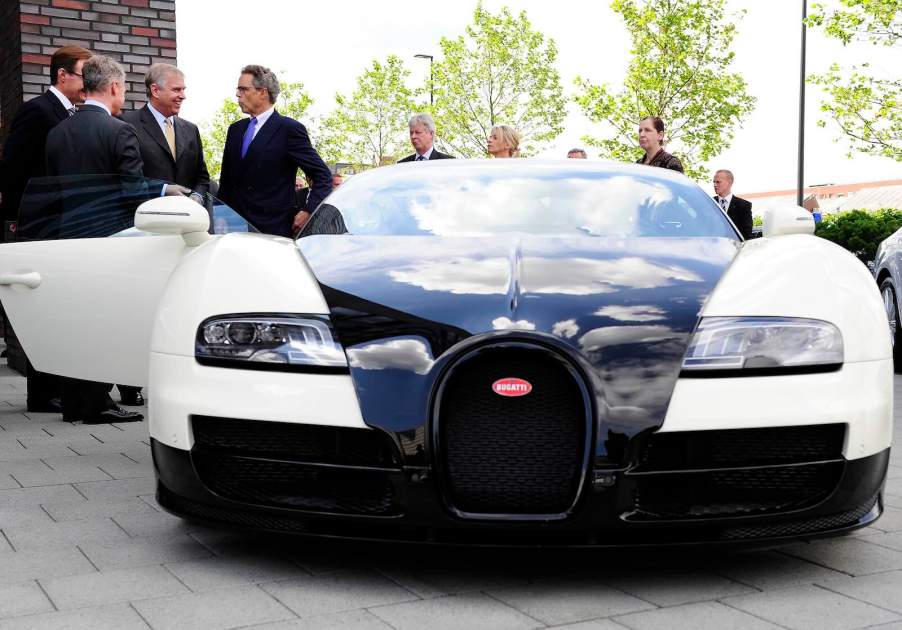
[48,85,74,111]
[146,101,175,136]
[250,106,275,140]
[416,146,435,161]
[716,192,733,210]
[83,98,111,115]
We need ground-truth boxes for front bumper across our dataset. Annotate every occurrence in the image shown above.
[152,435,888,547]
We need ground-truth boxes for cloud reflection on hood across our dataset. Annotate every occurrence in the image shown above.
[579,325,680,352]
[346,338,434,375]
[594,305,667,322]
[492,317,536,331]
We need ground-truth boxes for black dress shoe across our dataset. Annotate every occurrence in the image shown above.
[119,390,145,406]
[81,406,144,424]
[27,397,63,413]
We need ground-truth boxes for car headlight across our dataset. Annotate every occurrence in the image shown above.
[681,316,843,376]
[195,315,347,372]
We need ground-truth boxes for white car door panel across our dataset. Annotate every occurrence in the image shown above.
[0,235,191,385]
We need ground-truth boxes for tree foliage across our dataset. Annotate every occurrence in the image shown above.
[318,56,417,168]
[429,3,566,157]
[200,80,314,181]
[574,0,756,180]
[808,0,902,161]
[815,207,902,262]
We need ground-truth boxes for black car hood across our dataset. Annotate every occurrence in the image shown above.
[297,235,739,465]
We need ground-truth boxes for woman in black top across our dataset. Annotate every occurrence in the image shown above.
[636,116,684,173]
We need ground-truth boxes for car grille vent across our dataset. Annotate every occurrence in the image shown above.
[720,494,878,540]
[436,345,589,516]
[637,424,845,471]
[190,416,402,516]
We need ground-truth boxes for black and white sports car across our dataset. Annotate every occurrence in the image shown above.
[0,160,891,545]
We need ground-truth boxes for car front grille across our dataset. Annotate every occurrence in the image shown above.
[627,424,847,520]
[436,345,589,517]
[190,416,402,516]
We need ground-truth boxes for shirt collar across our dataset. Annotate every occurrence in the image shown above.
[48,86,74,111]
[146,101,173,126]
[417,145,434,160]
[719,192,733,205]
[83,99,111,115]
[254,106,275,127]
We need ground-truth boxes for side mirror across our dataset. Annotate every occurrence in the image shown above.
[135,195,210,246]
[762,205,815,238]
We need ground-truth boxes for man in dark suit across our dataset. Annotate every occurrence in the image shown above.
[0,45,92,414]
[44,55,145,424]
[218,65,331,238]
[398,113,455,162]
[120,63,210,195]
[713,169,753,240]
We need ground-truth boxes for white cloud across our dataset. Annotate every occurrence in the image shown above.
[594,305,667,322]
[552,319,579,339]
[346,338,434,375]
[492,317,536,331]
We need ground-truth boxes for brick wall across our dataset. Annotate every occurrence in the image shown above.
[0,0,177,148]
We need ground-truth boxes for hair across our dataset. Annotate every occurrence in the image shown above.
[491,125,521,158]
[49,46,92,86]
[408,113,436,134]
[567,148,587,158]
[81,55,125,94]
[641,116,665,133]
[715,169,735,183]
[145,63,184,97]
[241,64,280,104]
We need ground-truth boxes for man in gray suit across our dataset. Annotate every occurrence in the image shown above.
[44,55,150,424]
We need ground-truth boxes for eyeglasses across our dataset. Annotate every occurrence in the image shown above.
[67,71,83,78]
[236,86,260,93]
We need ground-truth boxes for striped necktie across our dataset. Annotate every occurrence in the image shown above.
[164,118,176,159]
[67,107,77,116]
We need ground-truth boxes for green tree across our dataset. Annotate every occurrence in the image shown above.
[318,56,417,167]
[200,80,314,181]
[574,0,756,180]
[808,0,902,161]
[429,3,566,157]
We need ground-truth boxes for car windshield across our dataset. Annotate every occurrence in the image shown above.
[14,175,256,241]
[302,160,738,239]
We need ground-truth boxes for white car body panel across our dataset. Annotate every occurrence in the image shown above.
[0,234,190,385]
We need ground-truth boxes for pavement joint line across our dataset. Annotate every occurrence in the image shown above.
[707,564,765,593]
[775,547,856,577]
[89,433,105,444]
[76,544,101,572]
[812,580,902,619]
[122,452,141,465]
[127,601,155,629]
[716,595,796,630]
[41,427,53,438]
[39,503,58,523]
[40,459,54,471]
[373,567,431,601]
[160,562,196,593]
[69,483,89,501]
[15,438,26,449]
[34,578,59,612]
[253,581,305,621]
[109,515,133,537]
[8,474,23,489]
[479,588,560,627]
[1,528,17,552]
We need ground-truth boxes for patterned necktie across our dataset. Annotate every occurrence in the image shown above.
[67,107,77,117]
[164,118,176,158]
[241,117,258,158]
[719,196,728,211]
[416,155,426,161]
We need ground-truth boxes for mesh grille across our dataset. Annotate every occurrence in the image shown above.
[633,462,844,518]
[438,346,587,515]
[193,453,400,516]
[191,416,399,467]
[638,424,845,471]
[720,495,878,540]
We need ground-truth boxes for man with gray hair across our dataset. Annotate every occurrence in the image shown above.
[44,54,146,424]
[567,148,587,159]
[218,64,332,237]
[398,113,454,162]
[121,63,210,195]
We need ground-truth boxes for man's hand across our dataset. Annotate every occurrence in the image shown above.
[164,185,192,197]
[292,210,311,234]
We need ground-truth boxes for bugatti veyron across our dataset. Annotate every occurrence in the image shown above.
[0,160,891,545]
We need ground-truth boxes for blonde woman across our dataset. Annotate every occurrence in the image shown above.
[487,125,521,158]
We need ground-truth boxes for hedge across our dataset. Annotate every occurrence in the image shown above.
[814,208,902,263]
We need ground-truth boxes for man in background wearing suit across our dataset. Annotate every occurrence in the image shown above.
[44,55,145,424]
[398,113,454,162]
[0,45,92,414]
[121,63,210,195]
[713,169,754,240]
[218,65,331,238]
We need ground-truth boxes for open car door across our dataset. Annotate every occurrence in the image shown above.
[0,175,253,386]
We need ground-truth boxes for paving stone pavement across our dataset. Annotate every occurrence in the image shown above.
[0,360,900,630]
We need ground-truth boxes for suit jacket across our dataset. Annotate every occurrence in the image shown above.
[398,148,455,163]
[717,195,753,240]
[218,110,331,238]
[120,105,210,193]
[45,104,143,177]
[0,90,70,222]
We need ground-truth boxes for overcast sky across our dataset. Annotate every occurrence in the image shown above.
[175,0,899,194]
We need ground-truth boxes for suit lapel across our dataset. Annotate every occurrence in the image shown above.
[45,91,69,122]
[140,106,175,162]
[174,116,189,162]
[243,110,280,160]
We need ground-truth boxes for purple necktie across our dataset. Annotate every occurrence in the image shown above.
[240,116,258,158]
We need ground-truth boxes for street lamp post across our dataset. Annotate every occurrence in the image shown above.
[414,53,434,106]
[798,0,807,207]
